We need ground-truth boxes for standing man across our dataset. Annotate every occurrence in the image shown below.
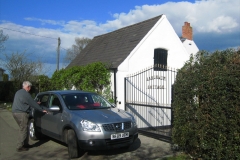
[12,81,47,152]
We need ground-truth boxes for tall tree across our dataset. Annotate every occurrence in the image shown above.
[3,51,43,82]
[0,30,8,52]
[64,37,91,63]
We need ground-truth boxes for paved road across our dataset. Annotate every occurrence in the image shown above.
[0,108,173,160]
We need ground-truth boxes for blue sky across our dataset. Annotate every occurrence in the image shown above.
[0,0,239,77]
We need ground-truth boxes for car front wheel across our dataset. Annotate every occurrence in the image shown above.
[28,119,41,141]
[67,129,79,158]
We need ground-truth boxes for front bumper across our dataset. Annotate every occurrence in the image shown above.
[78,132,138,150]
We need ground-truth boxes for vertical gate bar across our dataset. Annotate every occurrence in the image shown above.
[126,65,177,141]
[131,76,132,105]
[138,71,139,104]
[144,68,146,128]
[167,67,169,125]
[170,68,172,125]
[134,74,136,105]
[157,68,158,128]
[124,77,126,111]
[149,67,151,128]
[152,66,154,130]
[142,69,143,105]
[172,68,174,125]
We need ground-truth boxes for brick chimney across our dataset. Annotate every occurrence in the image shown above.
[182,22,193,40]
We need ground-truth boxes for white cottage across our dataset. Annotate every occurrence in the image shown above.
[67,15,199,110]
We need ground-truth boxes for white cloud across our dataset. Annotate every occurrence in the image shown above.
[79,0,239,38]
[206,16,238,32]
[0,0,239,77]
[25,17,65,26]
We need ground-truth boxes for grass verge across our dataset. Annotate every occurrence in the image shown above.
[162,153,190,160]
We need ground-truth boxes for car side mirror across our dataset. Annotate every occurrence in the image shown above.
[49,106,60,111]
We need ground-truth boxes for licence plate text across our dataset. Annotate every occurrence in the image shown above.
[111,132,129,140]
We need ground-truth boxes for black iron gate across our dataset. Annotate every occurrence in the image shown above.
[124,65,177,142]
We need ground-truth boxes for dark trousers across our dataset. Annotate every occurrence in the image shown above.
[12,112,29,149]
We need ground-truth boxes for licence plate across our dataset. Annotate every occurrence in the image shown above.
[111,132,129,140]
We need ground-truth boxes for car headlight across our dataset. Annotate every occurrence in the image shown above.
[80,120,101,132]
[132,119,137,127]
[130,115,137,127]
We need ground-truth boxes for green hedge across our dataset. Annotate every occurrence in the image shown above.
[0,81,20,102]
[0,62,112,102]
[50,62,113,101]
[172,48,240,159]
[0,81,40,102]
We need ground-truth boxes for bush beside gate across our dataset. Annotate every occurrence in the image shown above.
[172,48,240,159]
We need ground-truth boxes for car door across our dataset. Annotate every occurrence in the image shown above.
[34,93,50,133]
[42,94,63,140]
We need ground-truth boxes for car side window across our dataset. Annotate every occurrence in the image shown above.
[36,94,50,108]
[49,95,61,108]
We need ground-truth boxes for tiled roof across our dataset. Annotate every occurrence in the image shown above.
[67,15,163,69]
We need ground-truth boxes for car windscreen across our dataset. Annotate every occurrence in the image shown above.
[62,93,112,110]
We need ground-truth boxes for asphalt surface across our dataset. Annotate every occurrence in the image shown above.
[0,107,174,160]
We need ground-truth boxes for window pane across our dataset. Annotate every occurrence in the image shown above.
[154,49,167,71]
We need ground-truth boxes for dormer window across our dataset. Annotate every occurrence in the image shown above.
[154,48,168,71]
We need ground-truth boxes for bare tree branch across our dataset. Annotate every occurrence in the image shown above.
[3,51,43,81]
[64,37,91,64]
[0,30,8,52]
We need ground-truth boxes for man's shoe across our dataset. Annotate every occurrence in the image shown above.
[17,147,29,152]
[24,144,32,148]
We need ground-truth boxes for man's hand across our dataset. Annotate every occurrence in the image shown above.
[42,110,48,114]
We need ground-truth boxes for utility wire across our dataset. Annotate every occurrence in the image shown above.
[0,27,58,40]
[61,47,67,50]
[0,27,69,51]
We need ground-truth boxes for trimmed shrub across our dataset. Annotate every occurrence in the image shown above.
[172,48,240,159]
[50,62,112,101]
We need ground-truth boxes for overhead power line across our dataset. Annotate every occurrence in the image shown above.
[0,27,68,50]
[0,27,57,40]
[60,47,67,50]
[0,27,71,50]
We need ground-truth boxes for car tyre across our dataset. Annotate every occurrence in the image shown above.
[67,129,79,158]
[28,119,41,141]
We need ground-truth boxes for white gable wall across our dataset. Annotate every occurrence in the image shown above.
[115,15,193,109]
[118,15,191,73]
[112,15,194,110]
[182,39,199,56]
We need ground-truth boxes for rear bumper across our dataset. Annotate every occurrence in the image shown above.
[78,133,138,150]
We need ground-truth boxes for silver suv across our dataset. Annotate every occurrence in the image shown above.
[29,90,138,158]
